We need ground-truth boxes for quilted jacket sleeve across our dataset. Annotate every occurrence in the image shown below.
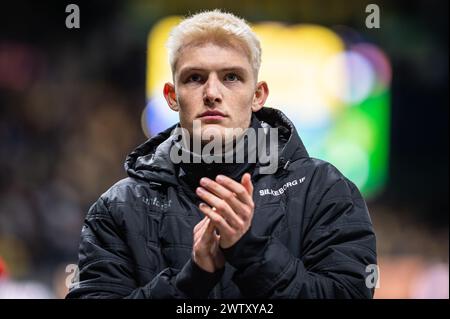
[66,197,223,299]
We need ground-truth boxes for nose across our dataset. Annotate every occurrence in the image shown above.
[203,75,222,106]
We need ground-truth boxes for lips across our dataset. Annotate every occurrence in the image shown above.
[197,110,227,122]
[198,110,226,118]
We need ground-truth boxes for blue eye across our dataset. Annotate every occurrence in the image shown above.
[224,73,239,81]
[188,74,202,82]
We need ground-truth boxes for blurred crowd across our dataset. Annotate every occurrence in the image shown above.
[0,39,144,297]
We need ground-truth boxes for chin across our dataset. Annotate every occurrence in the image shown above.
[201,125,225,139]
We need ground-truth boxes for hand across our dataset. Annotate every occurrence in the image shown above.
[196,173,255,249]
[192,216,225,273]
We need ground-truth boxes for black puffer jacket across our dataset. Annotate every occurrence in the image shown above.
[67,107,377,299]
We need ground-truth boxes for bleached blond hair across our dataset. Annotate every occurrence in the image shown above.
[166,9,261,79]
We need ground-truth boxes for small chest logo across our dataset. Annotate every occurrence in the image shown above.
[259,177,306,197]
[142,196,172,211]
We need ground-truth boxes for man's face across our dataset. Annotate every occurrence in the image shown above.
[167,42,262,144]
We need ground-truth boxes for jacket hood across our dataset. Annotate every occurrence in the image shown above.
[125,107,309,185]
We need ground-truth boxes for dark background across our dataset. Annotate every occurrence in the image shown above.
[0,0,448,298]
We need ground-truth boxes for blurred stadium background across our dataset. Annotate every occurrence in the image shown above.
[0,0,448,298]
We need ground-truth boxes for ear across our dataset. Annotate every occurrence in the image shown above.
[163,82,179,112]
[251,81,269,112]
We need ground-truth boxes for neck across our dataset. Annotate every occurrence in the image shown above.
[175,113,261,189]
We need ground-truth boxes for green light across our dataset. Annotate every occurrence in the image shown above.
[322,90,390,198]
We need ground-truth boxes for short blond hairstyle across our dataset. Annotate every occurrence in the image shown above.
[166,9,261,79]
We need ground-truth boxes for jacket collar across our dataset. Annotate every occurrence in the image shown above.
[125,107,309,186]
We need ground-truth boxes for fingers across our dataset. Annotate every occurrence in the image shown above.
[216,174,253,206]
[199,177,248,220]
[194,216,221,247]
[194,217,210,246]
[196,187,243,229]
[196,173,255,249]
[241,173,254,196]
[194,216,208,233]
[194,216,209,238]
[204,219,217,245]
[199,202,236,240]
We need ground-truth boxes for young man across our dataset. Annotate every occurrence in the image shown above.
[67,10,377,299]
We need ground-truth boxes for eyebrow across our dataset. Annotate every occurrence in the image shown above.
[178,66,249,77]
